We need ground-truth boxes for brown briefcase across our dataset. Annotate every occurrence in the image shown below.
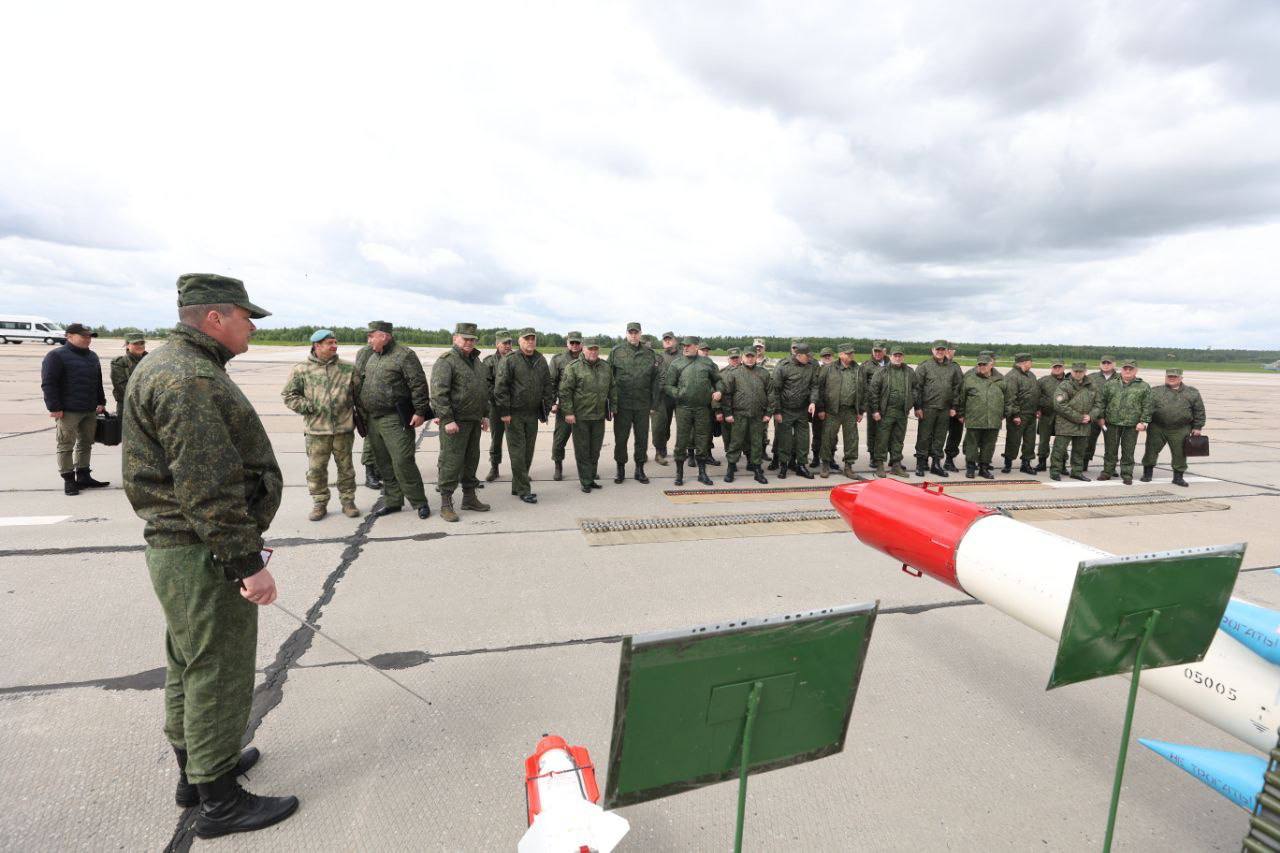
[1183,433,1209,457]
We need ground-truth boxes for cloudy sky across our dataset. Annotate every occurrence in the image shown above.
[2,1,1278,347]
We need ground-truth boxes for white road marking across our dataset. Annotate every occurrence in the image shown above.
[0,515,73,526]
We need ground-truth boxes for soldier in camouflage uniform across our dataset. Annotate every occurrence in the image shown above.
[431,323,492,522]
[494,329,553,504]
[868,345,917,477]
[548,331,583,480]
[483,331,514,482]
[282,329,359,520]
[1050,362,1100,481]
[956,354,1004,479]
[766,342,799,469]
[123,274,296,837]
[354,342,381,489]
[666,336,724,486]
[1140,367,1206,487]
[1034,359,1065,471]
[769,342,818,479]
[1083,356,1119,471]
[914,341,958,477]
[942,345,964,471]
[809,347,834,466]
[110,333,147,412]
[560,337,617,492]
[1001,353,1039,474]
[1097,360,1151,484]
[609,322,660,483]
[649,332,681,465]
[354,321,433,519]
[859,343,889,465]
[714,347,742,474]
[721,347,772,484]
[815,343,863,479]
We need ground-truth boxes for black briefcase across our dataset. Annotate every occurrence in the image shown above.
[94,413,122,446]
[1183,434,1209,457]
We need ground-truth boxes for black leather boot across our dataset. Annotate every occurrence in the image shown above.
[776,459,788,479]
[364,464,382,489]
[915,459,927,477]
[1172,471,1188,487]
[1140,465,1154,482]
[724,463,736,483]
[705,454,721,466]
[634,463,649,484]
[696,460,713,486]
[175,746,261,808]
[979,464,995,480]
[1001,457,1012,474]
[674,459,685,486]
[929,458,948,477]
[1019,460,1035,475]
[75,468,109,488]
[62,471,79,496]
[965,463,976,479]
[1034,457,1048,473]
[754,466,768,484]
[944,455,959,472]
[794,463,814,479]
[614,463,625,484]
[193,771,298,838]
[553,460,563,481]
[767,455,779,471]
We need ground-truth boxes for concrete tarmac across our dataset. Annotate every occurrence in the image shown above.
[2,339,1278,851]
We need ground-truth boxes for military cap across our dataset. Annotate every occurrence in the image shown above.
[517,327,536,339]
[1071,361,1088,371]
[819,346,834,357]
[699,343,711,351]
[584,337,602,349]
[1166,367,1183,376]
[1051,357,1065,367]
[976,354,993,365]
[839,342,856,354]
[626,321,641,332]
[368,320,393,334]
[890,344,904,355]
[979,350,995,358]
[872,341,886,350]
[176,273,270,319]
[454,322,479,339]
[727,347,741,357]
[1122,359,1137,368]
[1100,355,1116,363]
[124,332,146,344]
[682,335,701,346]
[566,330,583,344]
[932,339,949,350]
[64,322,97,338]
[496,330,514,344]
[794,342,812,355]
[309,329,335,343]
[753,337,766,347]
[661,331,676,340]
[1014,352,1032,362]
[640,334,655,346]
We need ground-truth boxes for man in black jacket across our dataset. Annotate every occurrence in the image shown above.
[41,323,108,495]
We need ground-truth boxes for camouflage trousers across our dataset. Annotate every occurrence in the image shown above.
[55,410,96,473]
[1003,414,1037,463]
[726,416,766,467]
[873,415,908,466]
[1142,424,1192,473]
[367,414,428,509]
[1103,424,1140,477]
[914,408,949,463]
[1084,420,1104,464]
[147,544,257,785]
[964,427,999,466]
[674,406,713,458]
[505,415,539,496]
[551,411,573,462]
[1051,433,1087,476]
[305,432,356,506]
[572,418,606,487]
[650,399,674,455]
[613,407,649,465]
[488,404,505,465]
[864,413,880,461]
[822,410,860,464]
[438,420,482,495]
[774,410,810,466]
[1036,413,1055,461]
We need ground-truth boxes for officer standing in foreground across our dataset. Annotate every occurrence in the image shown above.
[1001,353,1039,474]
[560,337,616,492]
[1140,367,1206,487]
[1084,355,1120,470]
[1050,362,1100,481]
[769,342,818,479]
[41,322,109,495]
[1097,360,1151,484]
[110,333,148,412]
[859,342,889,465]
[816,343,862,479]
[495,328,553,504]
[354,341,381,490]
[1034,358,1066,471]
[956,354,1004,479]
[869,345,916,478]
[354,321,432,519]
[721,346,771,484]
[666,336,723,486]
[281,330,360,520]
[942,345,964,471]
[609,321,659,483]
[123,274,296,838]
[483,331,514,482]
[914,340,957,478]
[548,331,583,480]
[432,323,492,522]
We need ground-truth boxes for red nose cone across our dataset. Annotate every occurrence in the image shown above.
[829,479,994,589]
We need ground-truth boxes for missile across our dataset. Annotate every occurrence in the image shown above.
[829,479,1280,753]
[519,734,629,853]
[1138,739,1265,810]
[1221,599,1280,666]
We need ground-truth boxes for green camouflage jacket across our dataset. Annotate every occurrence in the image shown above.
[110,352,145,406]
[666,354,724,409]
[559,356,616,420]
[1052,377,1101,436]
[1088,369,1121,394]
[857,357,888,404]
[914,358,959,410]
[769,357,818,413]
[548,349,580,407]
[495,349,554,418]
[123,323,282,569]
[721,362,772,420]
[654,345,681,403]
[1037,372,1065,415]
[956,371,1006,430]
[1143,384,1206,429]
[1100,377,1151,427]
[483,351,507,409]
[869,363,917,418]
[354,340,431,418]
[431,345,489,425]
[281,353,355,434]
[609,341,662,410]
[815,361,862,415]
[1003,366,1038,416]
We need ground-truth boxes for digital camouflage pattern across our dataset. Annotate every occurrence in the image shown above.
[914,357,959,410]
[549,348,581,463]
[110,351,145,408]
[281,353,356,434]
[123,322,283,567]
[956,371,1005,430]
[1143,383,1206,429]
[431,345,489,425]
[868,362,917,418]
[305,432,356,505]
[559,356,616,421]
[1100,377,1152,426]
[1052,375,1101,436]
[354,339,431,418]
[609,339,662,410]
[1003,365,1038,416]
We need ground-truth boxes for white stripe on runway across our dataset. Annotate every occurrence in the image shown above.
[0,515,73,526]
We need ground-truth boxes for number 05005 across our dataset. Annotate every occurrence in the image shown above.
[1183,668,1238,701]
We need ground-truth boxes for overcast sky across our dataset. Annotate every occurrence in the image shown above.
[2,1,1278,348]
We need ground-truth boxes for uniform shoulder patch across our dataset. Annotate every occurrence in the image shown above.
[1055,393,1066,402]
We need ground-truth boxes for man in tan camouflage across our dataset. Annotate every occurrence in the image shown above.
[282,329,359,521]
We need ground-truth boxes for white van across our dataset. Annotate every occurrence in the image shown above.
[0,315,67,345]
